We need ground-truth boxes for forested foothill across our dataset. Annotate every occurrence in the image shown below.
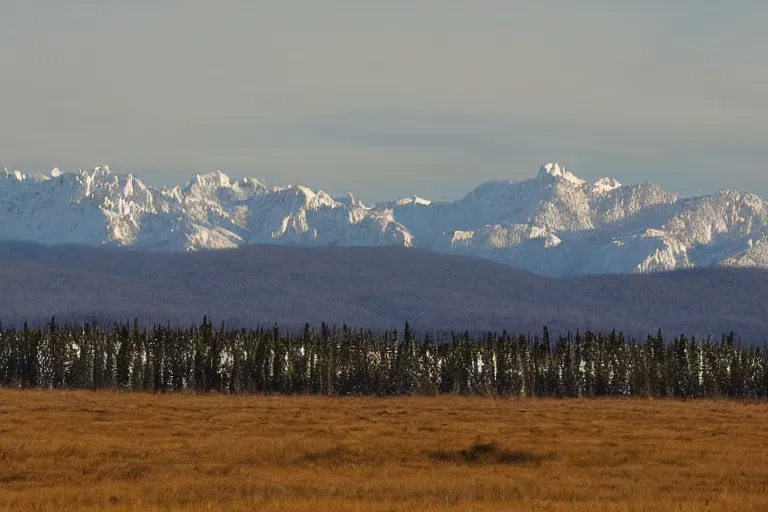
[2,243,768,339]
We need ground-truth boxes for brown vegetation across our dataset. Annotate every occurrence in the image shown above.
[0,391,767,511]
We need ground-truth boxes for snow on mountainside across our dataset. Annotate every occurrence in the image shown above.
[1,163,767,276]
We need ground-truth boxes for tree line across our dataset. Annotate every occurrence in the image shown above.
[0,318,766,398]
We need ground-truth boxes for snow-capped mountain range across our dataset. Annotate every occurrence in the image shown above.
[2,162,767,277]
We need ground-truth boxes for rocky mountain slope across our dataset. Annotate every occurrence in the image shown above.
[2,163,766,276]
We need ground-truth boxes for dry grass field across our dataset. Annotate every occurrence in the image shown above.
[0,391,767,511]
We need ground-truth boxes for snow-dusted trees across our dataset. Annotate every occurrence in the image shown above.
[0,319,766,398]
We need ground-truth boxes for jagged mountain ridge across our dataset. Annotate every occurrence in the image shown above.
[1,163,766,276]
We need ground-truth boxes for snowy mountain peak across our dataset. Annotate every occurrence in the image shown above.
[537,162,586,185]
[337,192,368,208]
[395,195,432,206]
[295,184,317,201]
[593,177,622,193]
[50,167,62,178]
[181,170,244,203]
[2,167,25,182]
[194,169,231,188]
[235,177,266,190]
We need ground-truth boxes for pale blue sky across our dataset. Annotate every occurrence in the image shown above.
[1,1,766,201]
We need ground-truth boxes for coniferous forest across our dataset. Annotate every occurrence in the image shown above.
[0,317,767,398]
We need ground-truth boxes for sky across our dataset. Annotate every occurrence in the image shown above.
[1,1,767,202]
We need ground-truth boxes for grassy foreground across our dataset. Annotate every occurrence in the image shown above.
[0,392,766,511]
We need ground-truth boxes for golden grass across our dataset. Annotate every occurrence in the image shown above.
[0,391,766,511]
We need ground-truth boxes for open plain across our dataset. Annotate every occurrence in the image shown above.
[0,391,766,511]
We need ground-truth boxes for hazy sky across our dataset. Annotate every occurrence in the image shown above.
[1,1,767,201]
